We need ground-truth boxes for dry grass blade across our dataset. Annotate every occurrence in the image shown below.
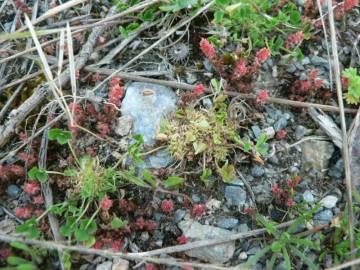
[66,22,77,123]
[0,29,61,42]
[58,29,65,76]
[24,14,73,123]
[326,0,356,265]
[19,0,87,31]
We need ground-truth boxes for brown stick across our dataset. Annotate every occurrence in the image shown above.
[84,66,358,114]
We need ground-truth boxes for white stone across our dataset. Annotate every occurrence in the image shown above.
[263,126,275,139]
[320,195,338,209]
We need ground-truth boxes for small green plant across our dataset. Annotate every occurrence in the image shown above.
[342,68,360,105]
[0,242,46,270]
[212,0,311,55]
[160,95,268,182]
[245,207,320,270]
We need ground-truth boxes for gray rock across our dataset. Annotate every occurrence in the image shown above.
[174,209,186,223]
[121,82,177,146]
[251,126,261,138]
[237,223,249,232]
[250,165,265,177]
[328,159,344,179]
[301,140,334,172]
[294,62,305,71]
[296,0,306,6]
[6,185,21,199]
[202,98,213,109]
[311,55,328,67]
[273,118,288,131]
[96,261,112,270]
[289,165,300,174]
[320,195,338,209]
[303,190,315,203]
[191,194,202,203]
[216,217,239,229]
[314,210,333,225]
[224,186,247,207]
[114,115,133,136]
[301,57,311,65]
[186,72,197,84]
[286,64,297,73]
[146,149,173,168]
[295,125,308,140]
[178,218,235,263]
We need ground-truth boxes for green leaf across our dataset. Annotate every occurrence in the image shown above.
[118,171,149,188]
[140,8,155,21]
[28,167,48,183]
[10,242,31,254]
[193,141,207,155]
[16,264,37,270]
[48,128,72,145]
[160,0,197,12]
[218,163,235,183]
[200,168,212,183]
[60,224,75,237]
[143,169,157,188]
[16,219,40,239]
[282,246,291,270]
[271,241,282,253]
[215,0,231,5]
[164,176,184,188]
[7,256,30,266]
[75,229,91,242]
[111,217,129,229]
[64,168,77,177]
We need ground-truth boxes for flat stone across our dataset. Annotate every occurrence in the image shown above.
[121,82,177,147]
[301,139,334,172]
[178,218,235,263]
[216,217,239,229]
[250,165,265,177]
[112,259,129,270]
[96,261,112,270]
[224,186,247,207]
[320,195,338,209]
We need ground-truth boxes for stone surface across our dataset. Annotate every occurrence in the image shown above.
[263,126,275,139]
[301,140,334,172]
[6,185,21,199]
[273,117,288,131]
[224,186,247,207]
[114,115,133,136]
[250,165,265,177]
[174,209,186,223]
[216,217,239,229]
[96,261,112,270]
[314,210,333,225]
[121,82,177,146]
[178,218,235,263]
[295,125,308,140]
[320,195,338,209]
[303,190,315,203]
[112,259,129,270]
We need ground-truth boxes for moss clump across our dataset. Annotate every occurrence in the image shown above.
[161,96,240,164]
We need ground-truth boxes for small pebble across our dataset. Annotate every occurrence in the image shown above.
[239,251,248,260]
[273,118,288,131]
[250,165,265,177]
[263,126,275,139]
[303,190,315,203]
[6,185,21,199]
[174,209,186,223]
[295,125,307,140]
[320,195,338,209]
